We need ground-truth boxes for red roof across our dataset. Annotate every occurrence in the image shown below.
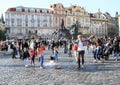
[6,7,52,14]
[7,8,16,12]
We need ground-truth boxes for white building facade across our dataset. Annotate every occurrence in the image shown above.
[5,6,54,39]
[90,12,108,38]
[5,4,117,39]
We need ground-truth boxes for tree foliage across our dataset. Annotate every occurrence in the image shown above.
[0,29,6,41]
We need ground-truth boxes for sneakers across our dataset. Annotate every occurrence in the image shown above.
[40,66,45,69]
[98,60,101,63]
[93,60,102,63]
[93,60,97,63]
[25,65,28,67]
[81,65,84,68]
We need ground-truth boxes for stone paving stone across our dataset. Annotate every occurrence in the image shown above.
[0,47,120,85]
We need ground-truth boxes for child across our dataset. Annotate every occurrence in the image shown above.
[39,43,46,69]
[23,47,30,67]
[29,48,36,66]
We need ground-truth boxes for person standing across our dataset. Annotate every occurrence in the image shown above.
[53,46,59,61]
[93,38,103,63]
[77,35,85,69]
[113,36,119,61]
[51,40,56,54]
[63,38,68,54]
[11,41,17,59]
[23,47,30,67]
[29,40,36,66]
[67,39,73,57]
[38,43,46,69]
[72,41,78,63]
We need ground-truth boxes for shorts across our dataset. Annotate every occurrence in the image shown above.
[78,50,85,55]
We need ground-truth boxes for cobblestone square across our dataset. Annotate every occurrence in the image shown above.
[0,47,120,85]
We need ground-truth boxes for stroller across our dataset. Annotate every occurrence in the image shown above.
[103,45,113,60]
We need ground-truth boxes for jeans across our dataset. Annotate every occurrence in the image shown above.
[114,52,119,60]
[39,56,44,67]
[64,46,67,53]
[94,49,100,60]
[68,50,72,57]
[24,57,29,66]
[77,50,85,68]
[54,55,58,61]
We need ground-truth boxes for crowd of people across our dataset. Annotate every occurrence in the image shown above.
[0,35,120,70]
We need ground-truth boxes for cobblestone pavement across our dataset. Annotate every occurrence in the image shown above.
[0,47,120,85]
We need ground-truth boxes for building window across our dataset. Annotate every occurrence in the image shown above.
[30,8,35,13]
[25,8,28,12]
[25,15,28,19]
[37,9,40,13]
[43,23,47,27]
[31,15,35,23]
[38,24,40,27]
[26,23,28,27]
[26,29,28,33]
[37,16,40,22]
[5,19,9,26]
[44,10,47,13]
[17,19,22,26]
[56,17,57,24]
[31,15,34,19]
[35,30,37,34]
[11,19,14,26]
[16,8,21,12]
[67,18,71,24]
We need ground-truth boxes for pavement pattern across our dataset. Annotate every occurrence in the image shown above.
[0,47,120,85]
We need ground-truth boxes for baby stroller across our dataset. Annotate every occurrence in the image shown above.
[103,45,113,60]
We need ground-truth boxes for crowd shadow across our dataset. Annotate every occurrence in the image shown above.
[57,59,120,73]
[0,64,23,68]
[0,53,120,73]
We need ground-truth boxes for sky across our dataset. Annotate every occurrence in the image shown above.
[0,0,120,17]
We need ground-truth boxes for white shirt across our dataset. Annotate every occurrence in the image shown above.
[78,41,84,51]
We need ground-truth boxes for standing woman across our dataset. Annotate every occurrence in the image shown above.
[113,36,119,61]
[23,47,30,67]
[77,35,85,69]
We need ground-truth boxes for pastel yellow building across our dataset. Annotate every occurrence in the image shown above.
[66,5,90,35]
[118,15,120,36]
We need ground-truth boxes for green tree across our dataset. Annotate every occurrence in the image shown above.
[0,29,6,40]
[1,14,5,24]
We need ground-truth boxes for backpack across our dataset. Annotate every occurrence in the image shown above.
[73,44,78,51]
